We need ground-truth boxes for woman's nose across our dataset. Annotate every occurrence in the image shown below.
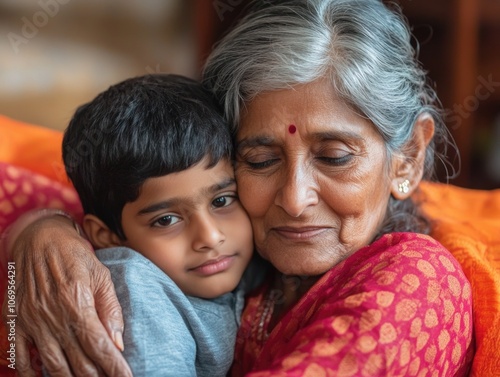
[275,161,319,217]
[191,213,225,251]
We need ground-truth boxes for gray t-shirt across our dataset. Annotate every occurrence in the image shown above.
[96,247,265,377]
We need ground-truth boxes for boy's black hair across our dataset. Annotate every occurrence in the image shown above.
[63,74,233,239]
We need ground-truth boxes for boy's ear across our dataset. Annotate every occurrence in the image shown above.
[83,214,122,249]
[390,113,435,200]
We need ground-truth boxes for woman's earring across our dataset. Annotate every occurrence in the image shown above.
[398,179,410,194]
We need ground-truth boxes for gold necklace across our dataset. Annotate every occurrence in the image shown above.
[256,289,276,343]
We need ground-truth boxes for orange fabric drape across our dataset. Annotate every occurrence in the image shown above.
[0,114,69,187]
[419,182,500,377]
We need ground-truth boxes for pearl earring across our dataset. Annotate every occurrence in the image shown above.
[398,179,410,194]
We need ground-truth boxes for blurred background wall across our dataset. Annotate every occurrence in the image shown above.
[0,0,196,131]
[1,0,499,189]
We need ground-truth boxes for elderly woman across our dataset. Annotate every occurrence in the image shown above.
[4,0,472,376]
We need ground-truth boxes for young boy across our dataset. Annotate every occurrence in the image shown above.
[61,74,257,376]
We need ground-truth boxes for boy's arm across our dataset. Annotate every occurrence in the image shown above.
[97,247,198,376]
[1,209,131,377]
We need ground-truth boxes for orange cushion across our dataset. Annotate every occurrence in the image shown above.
[418,181,500,377]
[0,114,70,187]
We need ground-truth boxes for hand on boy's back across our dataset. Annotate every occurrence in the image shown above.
[2,215,132,377]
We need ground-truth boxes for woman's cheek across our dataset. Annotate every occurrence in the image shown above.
[238,175,261,216]
[239,174,275,218]
[236,169,258,207]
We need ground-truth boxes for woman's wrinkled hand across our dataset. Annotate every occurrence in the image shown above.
[2,215,132,377]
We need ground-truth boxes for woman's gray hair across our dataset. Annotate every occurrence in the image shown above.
[203,0,451,235]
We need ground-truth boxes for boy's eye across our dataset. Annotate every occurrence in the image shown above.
[212,195,236,208]
[153,215,181,227]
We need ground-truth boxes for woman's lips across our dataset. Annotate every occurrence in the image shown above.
[272,226,329,240]
[189,255,236,276]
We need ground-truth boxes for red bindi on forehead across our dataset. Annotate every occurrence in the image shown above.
[288,124,297,134]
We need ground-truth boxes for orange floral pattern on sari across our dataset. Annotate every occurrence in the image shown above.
[232,233,473,377]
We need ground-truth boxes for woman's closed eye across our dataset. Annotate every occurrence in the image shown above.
[242,154,352,168]
[237,149,280,170]
[317,154,353,166]
[315,147,354,166]
[151,214,181,228]
[245,159,279,169]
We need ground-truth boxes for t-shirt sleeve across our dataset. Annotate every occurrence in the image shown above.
[96,247,197,377]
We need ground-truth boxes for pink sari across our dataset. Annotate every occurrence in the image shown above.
[232,232,474,377]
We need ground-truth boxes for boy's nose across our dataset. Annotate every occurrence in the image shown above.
[191,213,225,251]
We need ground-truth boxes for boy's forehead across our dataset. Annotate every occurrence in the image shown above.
[130,158,237,212]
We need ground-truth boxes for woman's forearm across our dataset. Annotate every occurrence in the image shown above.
[4,208,83,254]
[2,208,83,263]
[1,208,131,376]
